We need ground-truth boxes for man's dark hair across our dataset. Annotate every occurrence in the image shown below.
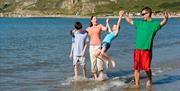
[142,7,152,16]
[74,22,82,30]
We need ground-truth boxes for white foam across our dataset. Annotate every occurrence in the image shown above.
[61,76,96,86]
[61,75,127,91]
[152,68,165,76]
[96,73,109,81]
[61,76,74,86]
[82,80,126,91]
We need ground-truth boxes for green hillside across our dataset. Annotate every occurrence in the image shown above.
[0,0,179,16]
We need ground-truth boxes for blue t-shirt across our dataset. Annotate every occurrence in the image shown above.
[73,31,89,56]
[103,32,116,43]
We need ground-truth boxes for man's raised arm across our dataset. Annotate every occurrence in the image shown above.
[122,10,134,25]
[160,12,169,27]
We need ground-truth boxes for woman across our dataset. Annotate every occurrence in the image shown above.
[86,16,108,80]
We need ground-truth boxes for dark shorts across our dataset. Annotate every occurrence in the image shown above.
[99,42,111,52]
[134,49,152,71]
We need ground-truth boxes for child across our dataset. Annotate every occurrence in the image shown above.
[95,11,123,69]
[69,22,89,80]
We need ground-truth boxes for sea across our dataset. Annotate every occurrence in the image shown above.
[0,17,179,91]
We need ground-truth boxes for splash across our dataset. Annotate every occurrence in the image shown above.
[60,75,130,91]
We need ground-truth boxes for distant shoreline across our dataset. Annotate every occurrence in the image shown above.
[0,15,179,19]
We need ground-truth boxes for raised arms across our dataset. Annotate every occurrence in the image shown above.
[160,12,169,27]
[117,11,123,31]
[123,11,134,25]
[106,18,112,32]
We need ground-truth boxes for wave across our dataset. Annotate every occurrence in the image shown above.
[152,63,180,76]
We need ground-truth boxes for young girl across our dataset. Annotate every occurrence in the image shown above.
[95,11,123,69]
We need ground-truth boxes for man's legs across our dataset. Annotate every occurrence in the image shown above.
[134,70,140,88]
[133,49,140,88]
[133,69,152,88]
[145,70,152,87]
[143,50,152,88]
[133,49,152,88]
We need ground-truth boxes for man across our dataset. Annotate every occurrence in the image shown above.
[121,7,169,88]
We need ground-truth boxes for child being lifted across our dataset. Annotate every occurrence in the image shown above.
[96,11,124,69]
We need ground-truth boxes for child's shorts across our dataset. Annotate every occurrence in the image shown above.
[134,49,152,71]
[73,56,86,66]
[99,42,111,52]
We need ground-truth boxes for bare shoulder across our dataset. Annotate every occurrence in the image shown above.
[98,24,104,27]
[86,27,91,31]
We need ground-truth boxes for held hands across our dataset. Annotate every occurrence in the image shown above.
[106,18,109,23]
[119,10,125,17]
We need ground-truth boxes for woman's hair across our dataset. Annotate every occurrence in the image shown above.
[89,16,94,27]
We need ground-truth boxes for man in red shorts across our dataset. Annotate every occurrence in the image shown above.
[121,7,169,88]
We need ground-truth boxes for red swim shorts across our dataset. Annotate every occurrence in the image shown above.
[134,49,152,71]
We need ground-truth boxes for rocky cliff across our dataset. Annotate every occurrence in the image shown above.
[0,0,179,17]
[0,0,112,16]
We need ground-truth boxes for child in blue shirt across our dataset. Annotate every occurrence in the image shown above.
[96,11,123,69]
[69,22,89,80]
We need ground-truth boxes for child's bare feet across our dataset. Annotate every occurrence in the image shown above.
[124,80,140,89]
[146,80,152,88]
[82,77,87,80]
[111,60,116,68]
[91,73,98,80]
[128,84,140,89]
[105,61,109,69]
[74,77,78,80]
